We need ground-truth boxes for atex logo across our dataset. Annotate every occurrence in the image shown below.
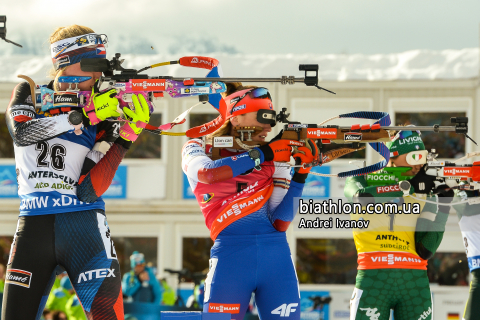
[208,303,240,314]
[271,303,298,317]
[77,268,115,283]
[443,167,471,176]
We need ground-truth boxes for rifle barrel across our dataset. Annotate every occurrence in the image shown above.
[381,126,457,132]
[336,126,457,132]
[171,77,305,83]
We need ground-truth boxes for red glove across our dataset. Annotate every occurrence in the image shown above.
[259,139,304,162]
[293,139,320,174]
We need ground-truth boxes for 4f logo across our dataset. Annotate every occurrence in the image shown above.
[359,307,381,320]
[271,303,298,317]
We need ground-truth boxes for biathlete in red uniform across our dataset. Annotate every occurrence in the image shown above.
[182,84,318,320]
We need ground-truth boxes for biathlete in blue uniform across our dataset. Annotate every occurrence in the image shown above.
[2,25,150,320]
[182,83,319,320]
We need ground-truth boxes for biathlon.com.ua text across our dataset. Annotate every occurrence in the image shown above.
[299,199,420,215]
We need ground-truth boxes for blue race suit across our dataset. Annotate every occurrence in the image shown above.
[182,139,305,320]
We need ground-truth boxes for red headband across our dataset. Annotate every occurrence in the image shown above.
[224,89,273,120]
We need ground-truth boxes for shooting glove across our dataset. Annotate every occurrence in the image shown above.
[83,83,120,125]
[293,139,320,174]
[258,139,298,162]
[120,93,151,142]
[408,166,437,194]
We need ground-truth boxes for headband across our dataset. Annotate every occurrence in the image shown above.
[386,129,425,157]
[224,88,273,120]
[50,33,107,70]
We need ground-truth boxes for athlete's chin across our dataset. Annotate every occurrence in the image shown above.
[253,136,267,142]
[407,170,420,176]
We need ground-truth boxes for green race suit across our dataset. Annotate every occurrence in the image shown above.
[345,173,448,320]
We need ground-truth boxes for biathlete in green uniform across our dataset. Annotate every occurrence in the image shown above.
[344,129,453,320]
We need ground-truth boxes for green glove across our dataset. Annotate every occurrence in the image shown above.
[119,93,151,142]
[83,85,120,125]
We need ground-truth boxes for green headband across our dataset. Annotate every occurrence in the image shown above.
[386,130,425,157]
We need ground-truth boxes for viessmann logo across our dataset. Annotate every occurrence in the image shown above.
[307,128,337,139]
[131,79,166,90]
[371,254,423,265]
[208,303,240,314]
[443,167,470,176]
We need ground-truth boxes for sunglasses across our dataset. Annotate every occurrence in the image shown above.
[394,129,421,141]
[229,87,272,113]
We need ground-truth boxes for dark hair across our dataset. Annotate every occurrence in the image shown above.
[221,82,258,98]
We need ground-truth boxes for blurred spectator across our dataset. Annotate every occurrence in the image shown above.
[66,295,87,320]
[194,280,205,308]
[122,251,162,304]
[51,269,68,291]
[52,310,68,320]
[0,263,5,293]
[160,278,175,305]
[41,309,53,320]
[47,277,74,313]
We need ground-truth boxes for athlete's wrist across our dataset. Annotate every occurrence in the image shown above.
[292,172,308,184]
[115,136,132,149]
[257,145,273,162]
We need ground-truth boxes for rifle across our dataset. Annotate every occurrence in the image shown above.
[390,149,480,206]
[0,16,22,48]
[20,54,334,135]
[209,114,475,179]
[423,152,480,191]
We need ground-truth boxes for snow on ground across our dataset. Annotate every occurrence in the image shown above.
[0,48,478,83]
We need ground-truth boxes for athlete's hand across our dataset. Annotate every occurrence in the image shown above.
[408,166,437,194]
[259,139,301,162]
[83,83,120,125]
[436,184,454,213]
[293,139,319,174]
[119,93,150,142]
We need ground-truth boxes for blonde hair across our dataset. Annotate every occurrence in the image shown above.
[209,119,232,138]
[47,25,95,91]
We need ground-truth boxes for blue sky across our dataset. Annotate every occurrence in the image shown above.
[1,0,479,55]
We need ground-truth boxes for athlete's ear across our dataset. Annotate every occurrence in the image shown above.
[388,158,396,167]
[230,116,239,126]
